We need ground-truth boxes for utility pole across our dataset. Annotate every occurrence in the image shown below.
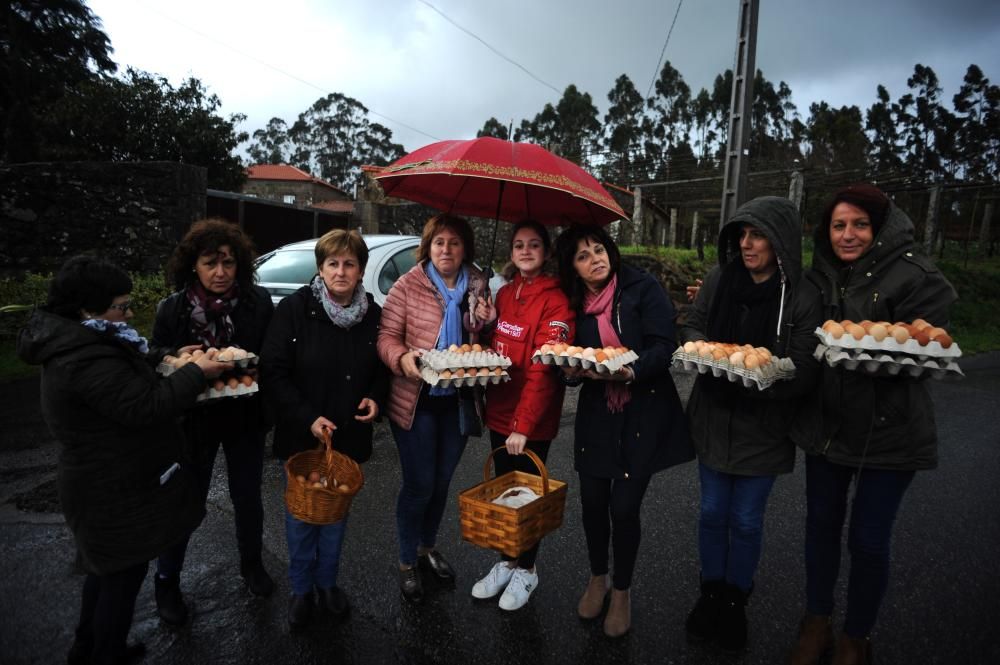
[719,0,759,228]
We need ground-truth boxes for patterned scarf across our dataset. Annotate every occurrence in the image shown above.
[310,275,369,329]
[426,262,469,396]
[582,273,630,414]
[80,319,150,355]
[186,281,239,347]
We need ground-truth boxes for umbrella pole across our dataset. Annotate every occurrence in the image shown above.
[484,180,506,291]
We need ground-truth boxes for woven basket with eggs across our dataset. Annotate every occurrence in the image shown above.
[284,428,363,525]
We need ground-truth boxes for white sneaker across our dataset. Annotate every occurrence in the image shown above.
[498,567,538,611]
[471,562,515,599]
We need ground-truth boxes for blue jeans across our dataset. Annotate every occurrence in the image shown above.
[698,462,777,592]
[285,508,348,596]
[805,454,915,638]
[391,397,468,566]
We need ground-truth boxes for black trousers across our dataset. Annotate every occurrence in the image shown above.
[488,430,552,569]
[73,561,148,665]
[578,471,652,590]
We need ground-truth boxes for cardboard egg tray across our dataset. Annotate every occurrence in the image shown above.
[531,349,638,375]
[670,350,796,391]
[419,366,510,388]
[813,344,963,379]
[418,349,512,371]
[197,381,259,402]
[157,353,258,376]
[813,328,961,360]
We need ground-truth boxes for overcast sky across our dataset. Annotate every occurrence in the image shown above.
[87,0,1000,155]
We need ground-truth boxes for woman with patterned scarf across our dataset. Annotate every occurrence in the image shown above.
[555,224,694,638]
[260,229,388,629]
[150,219,275,627]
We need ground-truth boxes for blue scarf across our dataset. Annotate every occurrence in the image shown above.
[426,262,468,396]
[81,319,150,355]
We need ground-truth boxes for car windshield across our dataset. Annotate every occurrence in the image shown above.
[256,250,316,284]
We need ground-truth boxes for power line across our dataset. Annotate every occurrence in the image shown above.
[132,1,441,142]
[417,0,562,96]
[646,0,684,100]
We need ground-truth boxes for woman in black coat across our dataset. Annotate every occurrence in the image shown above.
[556,225,694,638]
[261,229,388,630]
[16,256,229,665]
[151,219,275,626]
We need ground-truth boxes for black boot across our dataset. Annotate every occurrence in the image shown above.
[154,574,188,626]
[317,586,351,622]
[398,565,424,603]
[240,559,275,597]
[685,578,725,642]
[288,592,313,630]
[716,583,750,653]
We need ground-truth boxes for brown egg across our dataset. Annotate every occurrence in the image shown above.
[825,322,846,339]
[308,471,321,483]
[840,319,855,329]
[553,343,567,354]
[595,350,609,363]
[936,333,953,349]
[914,328,931,346]
[296,475,306,485]
[471,343,483,352]
[729,351,745,367]
[540,344,553,354]
[454,368,466,378]
[448,343,460,352]
[927,327,947,341]
[240,374,254,387]
[459,343,472,353]
[439,369,452,379]
[890,325,910,344]
[912,318,931,331]
[859,320,874,332]
[226,377,239,389]
[338,484,350,492]
[698,345,715,359]
[683,341,698,353]
[744,354,761,370]
[477,367,490,376]
[711,347,728,361]
[845,324,866,341]
[212,379,225,391]
[755,347,772,361]
[492,367,503,375]
[821,320,837,332]
[869,323,889,342]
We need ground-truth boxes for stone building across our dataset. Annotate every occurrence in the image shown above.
[242,164,353,208]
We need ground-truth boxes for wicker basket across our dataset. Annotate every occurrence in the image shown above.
[458,447,567,557]
[284,428,363,525]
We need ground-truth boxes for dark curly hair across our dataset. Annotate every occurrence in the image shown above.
[48,255,132,320]
[555,224,621,311]
[165,219,257,292]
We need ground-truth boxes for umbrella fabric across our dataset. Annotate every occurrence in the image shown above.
[374,137,625,226]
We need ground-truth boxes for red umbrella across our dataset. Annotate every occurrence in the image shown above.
[373,137,625,226]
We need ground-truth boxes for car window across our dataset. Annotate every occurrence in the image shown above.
[256,250,316,284]
[378,246,418,294]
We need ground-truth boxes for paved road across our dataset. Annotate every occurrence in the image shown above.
[2,357,999,664]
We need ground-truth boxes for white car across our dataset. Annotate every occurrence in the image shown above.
[255,235,504,307]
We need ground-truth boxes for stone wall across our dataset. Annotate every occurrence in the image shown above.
[0,161,206,276]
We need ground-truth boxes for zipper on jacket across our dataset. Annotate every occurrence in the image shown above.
[822,438,832,455]
[870,291,880,320]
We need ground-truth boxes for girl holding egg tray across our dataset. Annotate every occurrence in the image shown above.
[555,224,694,638]
[377,214,488,603]
[678,197,823,653]
[786,185,957,665]
[470,219,575,611]
[151,219,275,626]
[261,229,388,629]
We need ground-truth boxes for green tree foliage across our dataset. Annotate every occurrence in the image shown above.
[952,65,1000,181]
[513,85,600,165]
[897,64,947,180]
[749,70,800,163]
[601,74,647,183]
[865,84,904,174]
[1,0,116,162]
[248,117,291,165]
[804,102,869,172]
[647,60,692,163]
[476,117,509,140]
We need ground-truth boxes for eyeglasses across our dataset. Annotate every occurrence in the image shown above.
[108,300,133,313]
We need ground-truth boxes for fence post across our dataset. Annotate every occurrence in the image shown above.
[788,169,804,211]
[633,186,643,246]
[923,186,941,255]
[690,211,700,249]
[669,208,678,247]
[980,202,995,257]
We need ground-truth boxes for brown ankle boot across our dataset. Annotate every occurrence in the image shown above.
[831,634,873,665]
[577,574,610,619]
[787,614,833,665]
[603,588,631,637]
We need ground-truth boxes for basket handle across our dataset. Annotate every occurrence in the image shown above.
[319,426,335,470]
[483,446,550,495]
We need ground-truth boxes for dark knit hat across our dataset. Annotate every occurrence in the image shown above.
[823,183,891,234]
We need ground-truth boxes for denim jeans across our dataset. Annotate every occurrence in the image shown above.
[805,454,915,638]
[285,508,348,595]
[157,412,265,577]
[391,396,468,566]
[697,462,777,592]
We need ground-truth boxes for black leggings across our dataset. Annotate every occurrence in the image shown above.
[578,471,652,590]
[74,560,149,665]
[488,430,552,570]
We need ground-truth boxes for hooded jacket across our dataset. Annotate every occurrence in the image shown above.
[572,262,694,479]
[679,196,823,476]
[792,202,958,470]
[16,310,206,575]
[481,273,575,441]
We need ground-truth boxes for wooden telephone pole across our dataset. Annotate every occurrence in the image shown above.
[719,0,760,228]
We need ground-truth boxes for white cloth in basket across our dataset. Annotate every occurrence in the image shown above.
[492,486,540,508]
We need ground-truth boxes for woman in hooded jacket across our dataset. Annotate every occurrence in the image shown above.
[470,219,575,611]
[678,196,823,653]
[787,184,957,665]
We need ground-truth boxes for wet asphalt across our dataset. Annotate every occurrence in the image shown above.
[1,357,999,665]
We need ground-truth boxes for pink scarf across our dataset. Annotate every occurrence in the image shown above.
[583,274,630,413]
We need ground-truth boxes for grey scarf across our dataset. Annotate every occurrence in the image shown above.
[310,275,368,329]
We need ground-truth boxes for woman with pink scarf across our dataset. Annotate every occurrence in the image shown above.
[555,225,693,638]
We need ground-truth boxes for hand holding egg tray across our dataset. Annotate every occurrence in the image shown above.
[416,343,512,388]
[671,340,796,391]
[814,319,963,379]
[531,343,638,375]
[157,346,260,401]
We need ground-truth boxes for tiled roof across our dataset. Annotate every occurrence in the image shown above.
[311,200,355,213]
[246,164,348,195]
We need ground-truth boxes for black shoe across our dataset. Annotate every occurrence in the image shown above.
[116,642,147,665]
[68,639,145,665]
[154,574,188,626]
[418,550,455,581]
[685,578,725,642]
[317,586,351,621]
[399,566,424,603]
[716,583,750,653]
[240,559,275,597]
[288,592,313,630]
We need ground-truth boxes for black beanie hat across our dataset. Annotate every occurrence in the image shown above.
[823,183,891,234]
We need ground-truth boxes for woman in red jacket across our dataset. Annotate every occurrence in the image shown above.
[472,219,575,611]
